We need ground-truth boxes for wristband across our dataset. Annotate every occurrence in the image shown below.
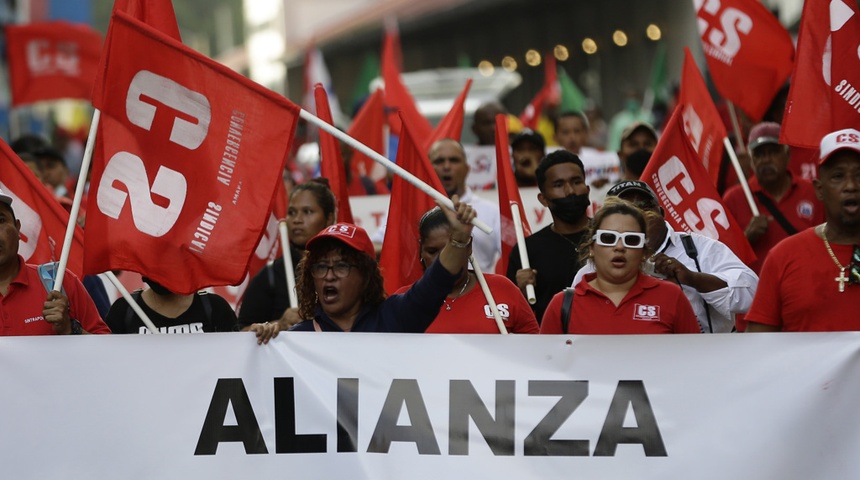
[449,237,472,249]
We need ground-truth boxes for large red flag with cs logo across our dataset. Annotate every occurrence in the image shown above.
[679,47,727,187]
[694,0,794,121]
[5,22,102,107]
[84,11,299,294]
[641,106,756,266]
[0,142,85,275]
[781,0,860,149]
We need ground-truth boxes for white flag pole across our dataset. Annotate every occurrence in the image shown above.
[469,255,508,335]
[723,137,760,216]
[510,202,536,304]
[104,271,159,334]
[52,109,100,291]
[726,101,747,154]
[298,108,493,235]
[278,220,298,307]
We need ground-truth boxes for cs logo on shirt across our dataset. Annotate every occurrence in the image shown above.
[797,201,814,220]
[633,304,661,321]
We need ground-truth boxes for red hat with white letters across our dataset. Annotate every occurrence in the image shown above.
[819,128,860,166]
[306,223,376,258]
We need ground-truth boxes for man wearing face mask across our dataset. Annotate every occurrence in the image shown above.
[506,150,591,321]
[618,121,659,181]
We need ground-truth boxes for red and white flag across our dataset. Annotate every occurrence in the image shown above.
[694,0,794,121]
[303,47,345,126]
[679,47,727,187]
[642,105,756,266]
[424,79,472,151]
[381,21,433,140]
[519,53,558,130]
[84,11,299,294]
[315,84,355,224]
[378,116,446,295]
[494,114,531,275]
[782,0,860,149]
[0,141,85,275]
[5,22,102,107]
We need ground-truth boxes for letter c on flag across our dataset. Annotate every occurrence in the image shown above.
[126,70,211,150]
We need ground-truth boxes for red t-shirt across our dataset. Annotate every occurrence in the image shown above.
[0,256,110,336]
[540,273,700,334]
[396,273,539,334]
[723,174,824,273]
[745,228,860,331]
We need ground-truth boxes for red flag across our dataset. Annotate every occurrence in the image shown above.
[424,79,472,151]
[315,84,355,224]
[781,0,860,149]
[494,114,532,275]
[679,47,727,187]
[0,141,85,275]
[381,22,433,140]
[378,117,446,295]
[518,52,558,130]
[112,0,181,41]
[85,11,299,294]
[5,22,102,107]
[346,88,389,194]
[641,106,756,265]
[694,0,794,120]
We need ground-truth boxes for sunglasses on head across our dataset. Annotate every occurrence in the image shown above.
[593,229,646,248]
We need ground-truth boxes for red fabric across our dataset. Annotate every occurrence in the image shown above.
[5,22,102,107]
[539,273,700,334]
[0,142,85,276]
[347,88,388,193]
[745,229,860,331]
[694,0,794,121]
[111,0,181,41]
[0,256,109,336]
[494,113,532,275]
[424,79,472,151]
[378,118,446,295]
[787,147,820,181]
[641,105,756,266]
[782,0,860,149]
[381,24,432,140]
[722,175,823,274]
[85,12,299,294]
[315,84,354,224]
[518,54,557,130]
[395,274,539,334]
[679,47,727,187]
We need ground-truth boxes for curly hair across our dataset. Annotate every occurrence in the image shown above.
[296,238,386,320]
[577,197,658,266]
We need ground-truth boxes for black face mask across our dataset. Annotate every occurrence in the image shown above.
[548,192,590,224]
[142,277,174,296]
[625,149,653,177]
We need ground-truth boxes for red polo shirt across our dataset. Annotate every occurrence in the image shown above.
[0,256,110,336]
[540,273,700,334]
[723,174,824,273]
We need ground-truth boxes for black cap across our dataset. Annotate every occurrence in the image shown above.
[511,129,546,150]
[606,180,659,204]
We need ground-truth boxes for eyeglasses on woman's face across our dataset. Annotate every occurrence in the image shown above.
[592,229,646,248]
[310,261,356,279]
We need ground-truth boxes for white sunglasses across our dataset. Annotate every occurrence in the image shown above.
[592,229,646,248]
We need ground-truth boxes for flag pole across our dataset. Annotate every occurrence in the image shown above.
[104,271,159,334]
[726,101,747,154]
[510,202,536,304]
[278,220,298,307]
[723,137,760,216]
[298,108,493,235]
[469,255,508,335]
[52,109,100,291]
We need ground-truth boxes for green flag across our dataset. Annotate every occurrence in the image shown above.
[558,67,587,112]
[349,53,380,115]
[648,41,669,105]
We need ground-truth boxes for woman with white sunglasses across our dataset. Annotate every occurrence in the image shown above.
[540,198,699,334]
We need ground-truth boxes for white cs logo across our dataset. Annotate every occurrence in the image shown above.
[26,40,80,76]
[96,70,211,237]
[657,156,730,239]
[682,105,704,152]
[694,0,753,60]
[0,183,42,260]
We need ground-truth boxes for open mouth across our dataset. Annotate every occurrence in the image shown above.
[322,285,338,303]
[844,198,860,215]
[611,255,627,268]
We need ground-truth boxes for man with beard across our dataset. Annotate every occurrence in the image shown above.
[511,129,545,187]
[506,150,591,321]
[572,181,758,333]
[746,128,860,331]
[723,122,823,273]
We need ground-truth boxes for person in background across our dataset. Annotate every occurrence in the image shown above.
[554,110,622,207]
[723,122,823,273]
[617,121,659,181]
[541,198,699,334]
[511,129,545,187]
[472,101,507,146]
[33,146,70,199]
[291,197,474,332]
[745,128,860,332]
[396,207,538,334]
[238,179,336,332]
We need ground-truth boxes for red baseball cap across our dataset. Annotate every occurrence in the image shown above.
[819,128,860,165]
[306,223,375,258]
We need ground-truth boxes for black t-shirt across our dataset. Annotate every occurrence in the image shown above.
[506,224,587,323]
[237,245,304,328]
[105,291,237,334]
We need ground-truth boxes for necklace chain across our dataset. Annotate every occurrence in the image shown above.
[443,275,471,311]
[823,224,848,269]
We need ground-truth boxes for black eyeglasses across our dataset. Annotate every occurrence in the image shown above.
[593,229,646,248]
[310,262,356,279]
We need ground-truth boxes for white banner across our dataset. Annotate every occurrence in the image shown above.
[3,333,860,479]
